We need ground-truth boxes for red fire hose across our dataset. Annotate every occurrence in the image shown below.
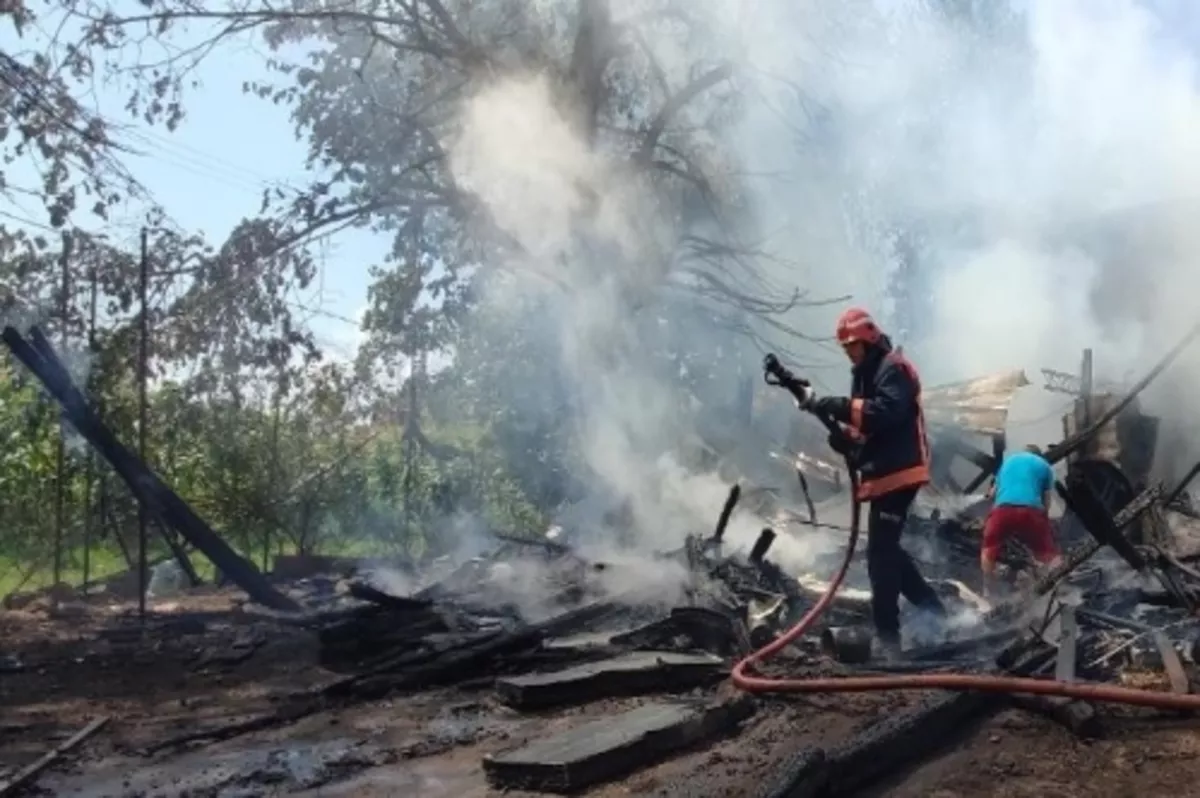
[730,471,1200,710]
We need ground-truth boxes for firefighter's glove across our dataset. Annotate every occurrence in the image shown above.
[810,396,850,423]
[827,429,854,456]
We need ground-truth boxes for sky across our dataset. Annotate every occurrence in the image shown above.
[0,19,387,362]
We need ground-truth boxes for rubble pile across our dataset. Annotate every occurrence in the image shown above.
[9,478,1200,796]
[7,324,1200,796]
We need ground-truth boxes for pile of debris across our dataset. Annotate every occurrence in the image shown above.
[9,324,1200,796]
[123,463,1200,796]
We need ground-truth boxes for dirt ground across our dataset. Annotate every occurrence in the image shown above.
[4,591,1200,798]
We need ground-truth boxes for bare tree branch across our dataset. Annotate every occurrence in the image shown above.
[637,63,734,164]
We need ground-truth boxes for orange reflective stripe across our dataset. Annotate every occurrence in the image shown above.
[856,464,931,500]
[850,397,865,431]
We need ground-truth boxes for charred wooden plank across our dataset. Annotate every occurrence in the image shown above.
[0,716,109,796]
[711,484,741,545]
[317,606,444,646]
[330,626,544,701]
[761,639,1053,798]
[329,598,627,700]
[759,748,828,798]
[823,691,990,795]
[761,691,997,798]
[1152,631,1191,694]
[148,599,633,753]
[610,606,747,657]
[1075,607,1152,633]
[346,581,433,611]
[483,697,755,793]
[1056,474,1146,571]
[749,529,777,564]
[1055,604,1078,682]
[1009,695,1101,739]
[495,652,725,710]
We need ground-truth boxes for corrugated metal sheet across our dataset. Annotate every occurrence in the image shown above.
[923,370,1031,437]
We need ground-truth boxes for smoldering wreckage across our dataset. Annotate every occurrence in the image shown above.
[8,321,1200,798]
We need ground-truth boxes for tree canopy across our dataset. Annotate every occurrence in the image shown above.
[0,0,1039,593]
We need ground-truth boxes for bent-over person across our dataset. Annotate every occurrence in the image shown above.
[981,444,1062,597]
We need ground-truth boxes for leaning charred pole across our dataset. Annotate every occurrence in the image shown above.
[24,324,202,585]
[1,325,299,612]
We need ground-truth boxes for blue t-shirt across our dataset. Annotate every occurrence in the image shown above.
[994,451,1055,509]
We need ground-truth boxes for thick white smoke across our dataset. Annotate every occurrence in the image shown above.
[444,0,1200,570]
[447,73,811,565]
[818,6,1194,360]
[731,0,1200,464]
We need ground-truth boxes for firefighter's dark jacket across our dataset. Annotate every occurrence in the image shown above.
[825,336,931,500]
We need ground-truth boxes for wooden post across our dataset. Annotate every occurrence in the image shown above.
[52,231,72,588]
[266,363,284,572]
[137,229,149,618]
[81,264,98,593]
[1079,348,1094,429]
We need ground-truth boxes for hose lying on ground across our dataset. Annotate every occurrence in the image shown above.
[729,463,1200,711]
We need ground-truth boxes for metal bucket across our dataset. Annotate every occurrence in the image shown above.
[821,626,873,664]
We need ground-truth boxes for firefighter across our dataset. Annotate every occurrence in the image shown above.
[801,307,946,656]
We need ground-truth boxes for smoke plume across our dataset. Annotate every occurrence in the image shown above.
[443,0,1200,570]
[732,0,1200,459]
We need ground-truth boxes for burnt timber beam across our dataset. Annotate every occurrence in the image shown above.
[26,329,201,586]
[1055,475,1146,572]
[485,697,755,793]
[1024,601,1100,734]
[1008,693,1100,739]
[1152,632,1191,695]
[494,652,726,710]
[2,326,299,612]
[1055,605,1078,683]
[1080,348,1093,428]
[1058,472,1197,610]
[761,639,1054,798]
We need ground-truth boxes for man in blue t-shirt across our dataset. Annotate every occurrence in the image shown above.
[982,445,1062,596]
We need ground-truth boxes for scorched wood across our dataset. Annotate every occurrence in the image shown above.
[761,637,1055,798]
[495,651,726,710]
[483,697,755,793]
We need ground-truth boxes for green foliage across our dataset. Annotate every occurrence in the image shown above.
[0,247,545,592]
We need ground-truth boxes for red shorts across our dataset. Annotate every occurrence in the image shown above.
[982,505,1060,564]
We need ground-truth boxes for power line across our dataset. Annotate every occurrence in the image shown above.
[286,301,363,327]
[118,125,301,195]
[0,207,57,234]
